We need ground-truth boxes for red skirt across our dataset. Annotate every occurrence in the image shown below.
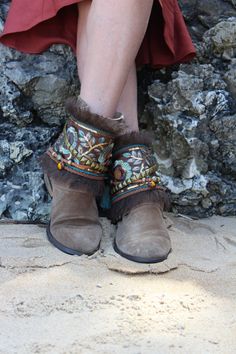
[0,0,196,69]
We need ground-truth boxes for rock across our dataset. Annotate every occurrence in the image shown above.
[9,142,32,163]
[209,114,236,177]
[179,0,236,40]
[202,18,236,60]
[0,139,12,177]
[0,1,236,221]
[201,197,213,209]
[3,50,79,126]
[224,59,236,98]
[0,194,7,216]
[0,122,58,220]
[146,23,236,217]
[0,72,33,127]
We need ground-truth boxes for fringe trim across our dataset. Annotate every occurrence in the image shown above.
[40,153,105,197]
[114,131,154,151]
[109,188,171,224]
[65,96,127,135]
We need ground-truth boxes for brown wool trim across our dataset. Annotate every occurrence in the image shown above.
[113,131,154,152]
[109,188,171,224]
[40,153,105,197]
[65,96,127,136]
[67,118,113,138]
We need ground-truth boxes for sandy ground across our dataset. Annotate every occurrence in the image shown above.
[0,213,236,354]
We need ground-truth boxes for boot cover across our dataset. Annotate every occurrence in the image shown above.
[42,96,125,196]
[41,96,125,255]
[110,132,172,263]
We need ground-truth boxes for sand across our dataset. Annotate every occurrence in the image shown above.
[0,213,236,354]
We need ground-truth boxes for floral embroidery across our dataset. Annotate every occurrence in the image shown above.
[47,117,114,180]
[111,144,163,203]
[113,160,132,181]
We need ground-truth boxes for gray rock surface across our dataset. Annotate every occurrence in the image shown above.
[0,1,236,221]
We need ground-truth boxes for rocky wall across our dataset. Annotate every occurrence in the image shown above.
[0,0,236,221]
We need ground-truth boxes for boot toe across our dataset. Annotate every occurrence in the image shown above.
[115,230,171,263]
[48,223,102,256]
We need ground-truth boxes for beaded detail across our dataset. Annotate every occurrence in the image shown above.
[111,144,165,203]
[46,116,114,180]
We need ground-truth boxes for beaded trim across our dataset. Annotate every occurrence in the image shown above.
[46,117,114,180]
[111,144,165,203]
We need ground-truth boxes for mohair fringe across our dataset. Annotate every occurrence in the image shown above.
[109,188,171,224]
[40,154,105,197]
[65,96,127,135]
[113,130,154,151]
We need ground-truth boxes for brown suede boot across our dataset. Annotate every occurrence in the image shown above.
[41,96,125,256]
[110,132,171,263]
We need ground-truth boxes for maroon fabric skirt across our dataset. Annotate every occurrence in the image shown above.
[0,0,196,69]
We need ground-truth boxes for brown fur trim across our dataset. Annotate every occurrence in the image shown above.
[114,131,154,151]
[40,153,105,197]
[65,96,127,135]
[109,188,171,224]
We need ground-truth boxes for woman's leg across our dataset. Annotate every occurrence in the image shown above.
[115,63,139,132]
[76,0,153,131]
[74,0,171,264]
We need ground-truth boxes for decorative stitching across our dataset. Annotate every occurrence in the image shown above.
[46,116,114,180]
[111,144,165,203]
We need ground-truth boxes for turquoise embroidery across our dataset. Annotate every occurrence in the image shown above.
[111,144,162,203]
[47,117,114,179]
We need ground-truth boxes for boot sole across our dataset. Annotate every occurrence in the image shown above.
[113,238,172,264]
[46,223,99,256]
